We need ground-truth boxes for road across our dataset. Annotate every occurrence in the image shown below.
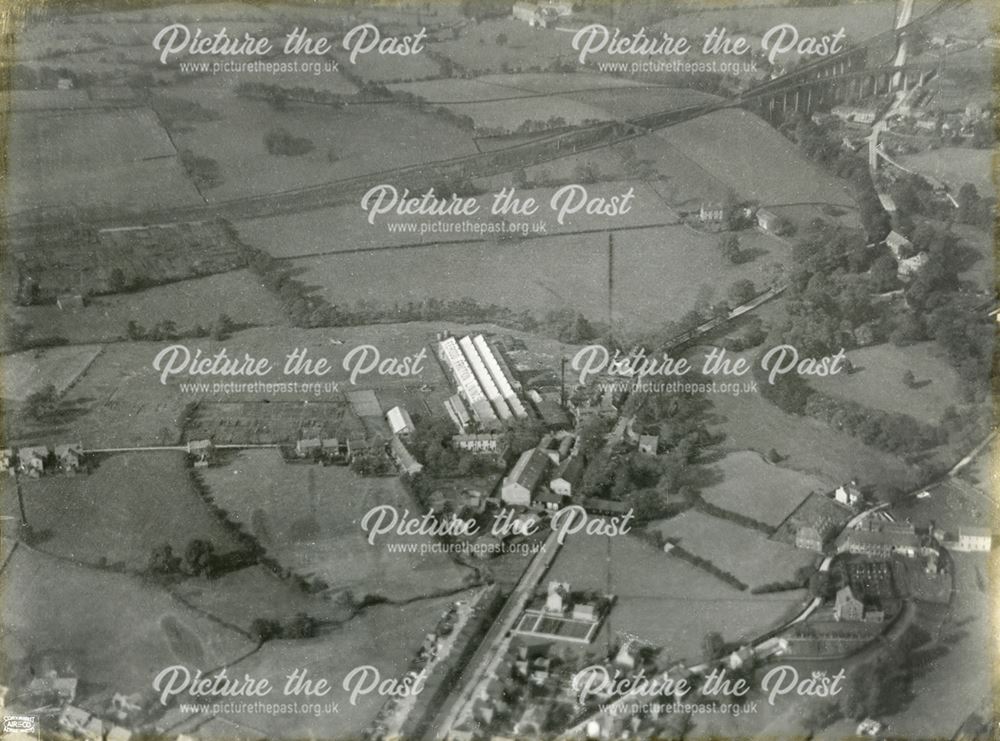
[427,520,568,739]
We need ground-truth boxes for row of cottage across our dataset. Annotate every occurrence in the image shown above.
[1,443,85,476]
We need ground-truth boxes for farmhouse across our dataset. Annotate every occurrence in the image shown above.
[538,431,575,464]
[537,489,566,511]
[698,203,724,223]
[546,580,569,612]
[501,448,550,506]
[386,405,415,437]
[390,435,423,476]
[59,706,96,738]
[0,449,12,473]
[638,434,659,455]
[794,524,827,552]
[186,439,214,467]
[296,438,323,458]
[756,209,780,232]
[550,456,583,498]
[54,442,84,473]
[107,726,132,741]
[28,673,78,702]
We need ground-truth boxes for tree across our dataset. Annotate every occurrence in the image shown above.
[702,631,726,662]
[184,539,216,577]
[902,370,915,388]
[727,278,757,306]
[719,233,741,263]
[250,617,282,643]
[495,32,508,45]
[24,384,58,419]
[125,320,145,341]
[148,543,181,575]
[211,313,235,341]
[285,612,320,639]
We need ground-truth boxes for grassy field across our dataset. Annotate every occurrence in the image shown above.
[547,533,808,662]
[709,385,919,493]
[239,180,674,258]
[293,222,792,333]
[657,109,853,208]
[12,270,287,345]
[20,451,239,571]
[0,545,252,691]
[164,87,480,201]
[652,510,818,587]
[898,147,993,196]
[2,344,102,402]
[700,450,831,527]
[200,450,472,600]
[7,108,203,213]
[809,342,963,426]
[218,594,460,738]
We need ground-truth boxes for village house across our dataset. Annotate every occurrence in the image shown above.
[837,529,920,559]
[537,431,575,464]
[110,692,143,723]
[950,527,992,553]
[698,203,724,223]
[545,581,569,612]
[833,586,884,623]
[453,432,504,455]
[389,435,423,476]
[56,293,85,311]
[28,672,78,703]
[186,439,214,467]
[885,230,913,259]
[550,456,583,499]
[386,406,415,437]
[58,706,95,738]
[638,434,659,455]
[536,489,565,512]
[897,252,930,280]
[501,448,550,507]
[0,449,13,473]
[18,445,48,477]
[877,193,897,214]
[107,726,133,741]
[832,480,862,507]
[795,524,827,552]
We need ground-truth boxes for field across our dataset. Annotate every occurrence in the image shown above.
[0,546,252,691]
[6,107,203,213]
[2,344,102,402]
[12,270,287,345]
[238,180,675,259]
[19,451,240,571]
[657,109,854,207]
[13,219,245,302]
[200,449,473,600]
[212,594,459,738]
[547,533,807,662]
[898,147,994,197]
[809,342,963,426]
[652,510,818,587]
[163,88,480,201]
[709,386,920,493]
[187,401,367,445]
[700,450,831,527]
[293,223,793,333]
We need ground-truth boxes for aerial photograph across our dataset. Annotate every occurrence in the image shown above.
[0,0,995,739]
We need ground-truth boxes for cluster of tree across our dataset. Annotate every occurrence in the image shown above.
[718,316,768,353]
[24,384,60,420]
[250,612,321,643]
[235,81,348,109]
[956,182,994,230]
[350,448,394,477]
[808,390,945,453]
[179,149,223,190]
[152,95,222,129]
[264,127,315,156]
[693,494,774,535]
[124,314,235,342]
[147,539,220,578]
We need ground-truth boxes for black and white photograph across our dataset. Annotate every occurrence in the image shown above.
[0,0,996,738]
